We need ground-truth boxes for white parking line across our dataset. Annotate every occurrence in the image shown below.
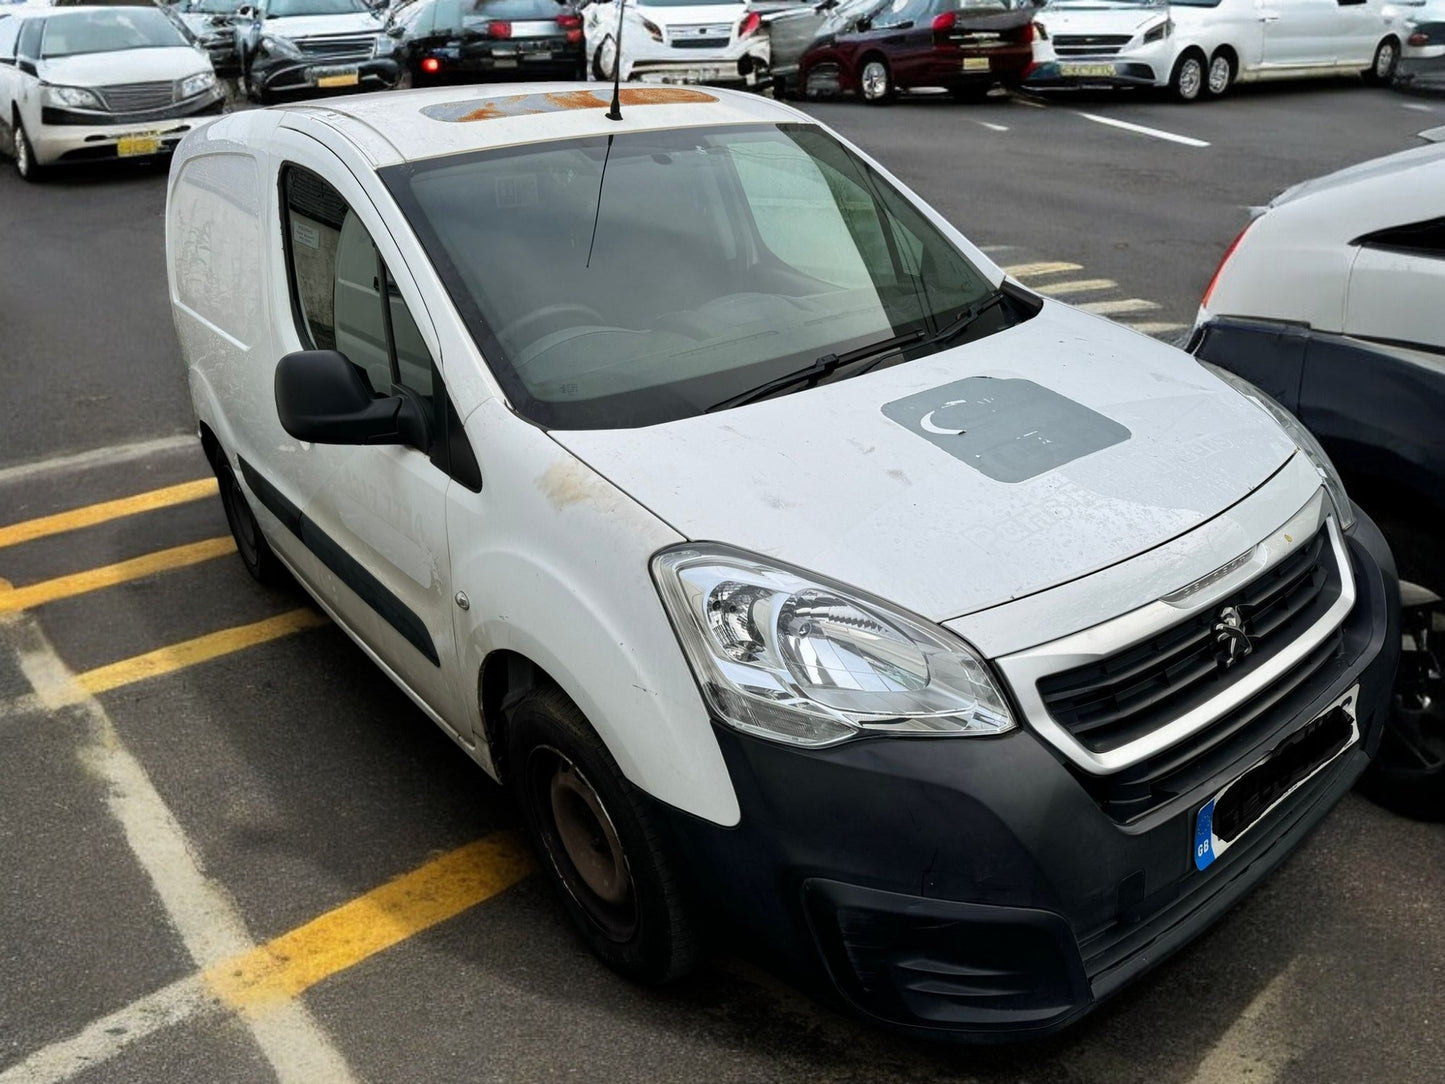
[979,122,1009,132]
[1124,320,1189,336]
[1078,112,1210,148]
[7,613,358,1084]
[1401,102,1437,112]
[0,435,197,487]
[1080,297,1162,315]
[1003,261,1084,277]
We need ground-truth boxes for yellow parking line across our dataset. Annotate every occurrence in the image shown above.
[0,478,217,550]
[205,835,535,1012]
[78,608,330,695]
[1002,261,1083,278]
[1080,298,1161,315]
[1034,278,1116,297]
[0,537,236,614]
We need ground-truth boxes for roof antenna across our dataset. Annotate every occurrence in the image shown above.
[606,0,625,121]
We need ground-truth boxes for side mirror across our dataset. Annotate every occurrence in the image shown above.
[275,350,428,448]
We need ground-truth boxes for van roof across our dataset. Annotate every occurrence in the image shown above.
[279,82,814,167]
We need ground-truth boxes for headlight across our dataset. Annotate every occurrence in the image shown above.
[179,71,217,98]
[1142,18,1172,44]
[42,85,105,110]
[1201,363,1355,530]
[652,546,1015,747]
[259,34,304,58]
[374,33,397,57]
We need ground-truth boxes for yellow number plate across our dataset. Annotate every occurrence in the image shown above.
[116,134,160,157]
[1059,62,1117,78]
[316,72,360,88]
[961,57,991,72]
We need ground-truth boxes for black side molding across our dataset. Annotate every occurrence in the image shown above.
[236,456,440,666]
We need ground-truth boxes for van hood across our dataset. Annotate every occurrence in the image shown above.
[1037,4,1165,36]
[263,13,381,39]
[551,302,1297,623]
[39,47,211,87]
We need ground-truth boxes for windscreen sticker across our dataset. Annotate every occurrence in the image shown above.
[422,88,718,124]
[881,377,1130,483]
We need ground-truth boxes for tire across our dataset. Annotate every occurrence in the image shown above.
[858,56,894,104]
[508,684,700,983]
[13,115,43,182]
[1357,512,1445,820]
[1205,50,1235,98]
[1169,50,1207,103]
[1365,37,1398,85]
[213,455,288,587]
[592,35,617,82]
[801,62,839,101]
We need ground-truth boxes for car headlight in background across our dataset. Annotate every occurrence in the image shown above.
[374,33,397,57]
[653,546,1015,747]
[259,34,304,58]
[1201,363,1356,530]
[42,85,105,110]
[1142,18,1173,44]
[178,71,218,98]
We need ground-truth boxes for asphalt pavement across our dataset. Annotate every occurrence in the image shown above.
[1,80,1443,1084]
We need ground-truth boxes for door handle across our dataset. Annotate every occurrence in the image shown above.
[1258,13,1280,21]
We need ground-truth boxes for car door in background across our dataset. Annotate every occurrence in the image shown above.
[1259,0,1345,67]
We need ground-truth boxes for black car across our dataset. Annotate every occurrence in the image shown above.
[383,0,585,85]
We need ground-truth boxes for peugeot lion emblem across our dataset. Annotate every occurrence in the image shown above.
[1212,605,1253,669]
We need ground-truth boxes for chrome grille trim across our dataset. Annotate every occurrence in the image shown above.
[97,81,176,112]
[995,491,1355,775]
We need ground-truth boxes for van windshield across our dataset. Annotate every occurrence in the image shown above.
[384,123,1017,429]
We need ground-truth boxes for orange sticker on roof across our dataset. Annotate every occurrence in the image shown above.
[422,88,718,123]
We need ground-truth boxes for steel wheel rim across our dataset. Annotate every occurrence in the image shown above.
[15,129,29,176]
[599,38,617,80]
[1376,43,1396,79]
[531,745,637,941]
[861,61,889,100]
[1178,57,1202,99]
[1208,56,1231,94]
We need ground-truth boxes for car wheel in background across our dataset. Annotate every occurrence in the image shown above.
[1358,514,1445,821]
[213,455,288,587]
[509,683,701,983]
[1365,37,1399,85]
[859,57,894,104]
[592,35,618,81]
[1206,50,1235,97]
[1169,50,1206,102]
[802,62,840,100]
[13,117,43,182]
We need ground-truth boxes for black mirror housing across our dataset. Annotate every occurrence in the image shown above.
[275,350,426,447]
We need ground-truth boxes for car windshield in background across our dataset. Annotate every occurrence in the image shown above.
[40,9,188,56]
[460,0,572,18]
[385,123,1009,430]
[266,0,370,17]
[178,0,243,13]
[631,0,739,6]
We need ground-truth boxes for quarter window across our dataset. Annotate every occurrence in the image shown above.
[0,18,19,62]
[17,17,42,60]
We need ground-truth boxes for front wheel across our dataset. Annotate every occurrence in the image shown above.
[214,456,288,587]
[858,57,894,104]
[13,116,43,182]
[1365,37,1399,85]
[1205,51,1235,98]
[509,684,700,983]
[592,35,617,82]
[1169,51,1206,103]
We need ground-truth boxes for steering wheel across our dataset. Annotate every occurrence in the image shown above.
[496,303,607,347]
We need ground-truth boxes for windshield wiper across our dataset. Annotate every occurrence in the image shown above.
[705,328,925,413]
[925,290,1008,348]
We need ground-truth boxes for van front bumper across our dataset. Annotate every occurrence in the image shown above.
[650,512,1398,1040]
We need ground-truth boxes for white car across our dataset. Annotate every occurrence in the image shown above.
[583,0,756,82]
[0,2,221,178]
[1390,0,1445,90]
[166,82,1397,1037]
[1028,0,1401,102]
[1191,134,1445,819]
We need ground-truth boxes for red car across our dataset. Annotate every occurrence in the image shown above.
[797,0,1038,104]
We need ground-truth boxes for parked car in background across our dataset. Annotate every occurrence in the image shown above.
[168,80,1398,1039]
[381,0,586,85]
[1191,133,1445,819]
[169,0,244,74]
[1391,0,1445,92]
[0,3,221,179]
[235,0,398,101]
[1028,0,1400,103]
[797,0,1038,103]
[750,0,885,95]
[582,0,757,84]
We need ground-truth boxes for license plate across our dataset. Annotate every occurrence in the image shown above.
[493,58,519,69]
[1059,62,1117,78]
[117,134,160,157]
[527,51,553,61]
[961,57,991,72]
[315,70,359,88]
[1193,685,1360,872]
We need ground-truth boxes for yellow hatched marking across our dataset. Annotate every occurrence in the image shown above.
[205,835,535,1012]
[1080,298,1161,316]
[0,537,236,614]
[1001,261,1083,278]
[78,608,330,695]
[0,479,218,550]
[1034,278,1116,297]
